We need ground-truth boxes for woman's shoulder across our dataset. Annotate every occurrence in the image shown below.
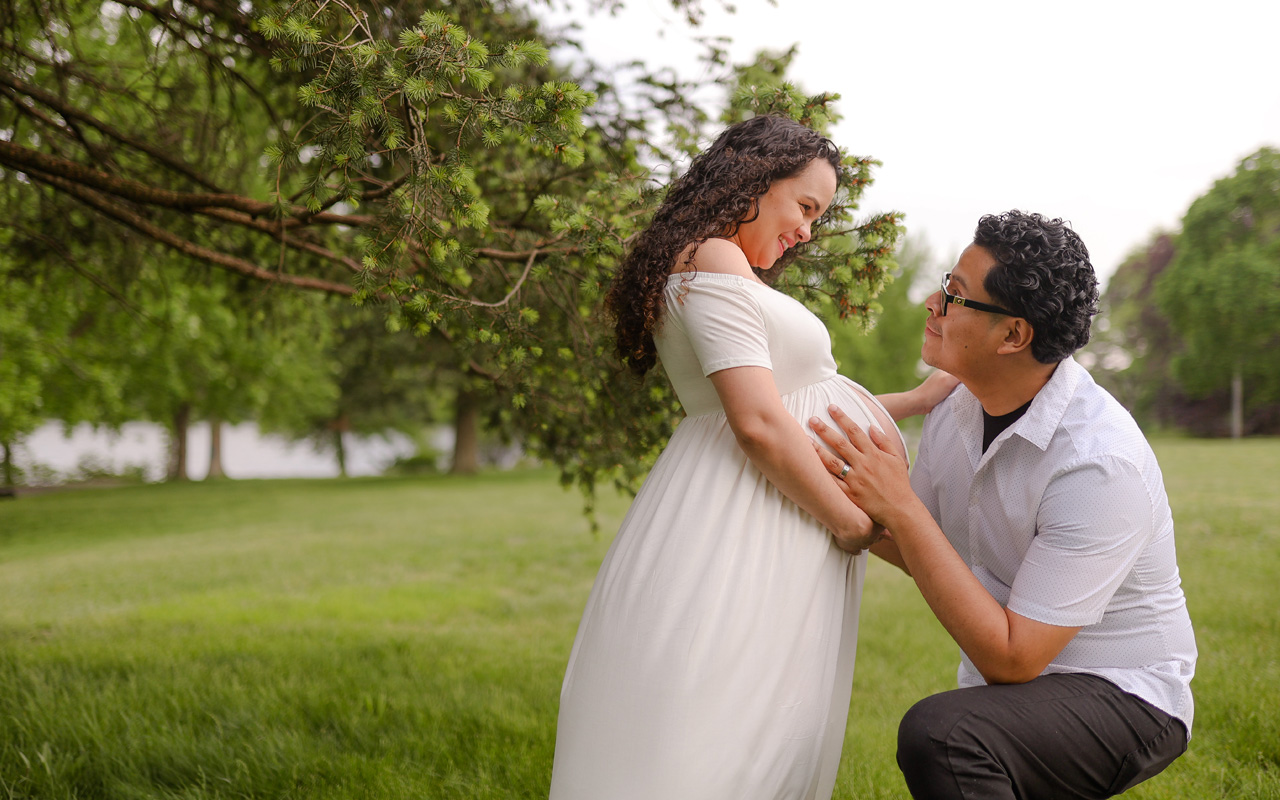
[671,238,757,281]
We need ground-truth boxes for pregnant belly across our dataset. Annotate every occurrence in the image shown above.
[782,375,906,456]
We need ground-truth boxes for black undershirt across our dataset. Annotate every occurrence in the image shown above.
[982,399,1034,453]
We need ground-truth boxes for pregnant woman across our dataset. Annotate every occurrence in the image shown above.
[549,115,951,800]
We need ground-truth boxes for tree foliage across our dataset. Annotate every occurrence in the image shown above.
[827,235,935,396]
[2,0,906,505]
[1086,154,1280,437]
[1085,233,1185,426]
[0,206,146,474]
[1156,147,1280,429]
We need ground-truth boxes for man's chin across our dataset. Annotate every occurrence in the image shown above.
[920,344,937,368]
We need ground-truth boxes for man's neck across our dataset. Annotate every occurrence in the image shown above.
[967,360,1059,416]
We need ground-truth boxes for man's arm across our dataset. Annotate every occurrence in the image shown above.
[809,407,1080,684]
[868,539,910,574]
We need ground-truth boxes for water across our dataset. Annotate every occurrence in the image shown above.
[13,421,429,484]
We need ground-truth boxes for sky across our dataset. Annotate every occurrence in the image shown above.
[539,0,1280,286]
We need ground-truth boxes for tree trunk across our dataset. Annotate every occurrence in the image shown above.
[168,404,191,481]
[1231,365,1244,439]
[1,442,14,490]
[207,417,225,479]
[334,426,348,478]
[451,388,480,474]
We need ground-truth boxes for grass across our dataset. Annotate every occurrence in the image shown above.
[0,439,1277,799]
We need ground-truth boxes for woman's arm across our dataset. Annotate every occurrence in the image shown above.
[875,370,959,422]
[710,365,880,554]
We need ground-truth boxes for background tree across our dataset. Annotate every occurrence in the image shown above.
[3,1,906,505]
[196,287,339,480]
[0,202,140,487]
[827,235,936,397]
[1084,233,1188,428]
[111,274,338,481]
[1157,147,1280,438]
[0,239,91,489]
[285,305,452,478]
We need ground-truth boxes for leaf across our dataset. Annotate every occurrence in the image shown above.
[464,67,494,91]
[404,77,436,102]
[559,146,585,168]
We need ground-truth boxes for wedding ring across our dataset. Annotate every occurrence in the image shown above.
[838,462,851,479]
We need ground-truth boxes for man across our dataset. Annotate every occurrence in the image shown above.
[809,211,1196,799]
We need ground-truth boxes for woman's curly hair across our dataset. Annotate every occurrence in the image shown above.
[974,211,1100,364]
[606,115,843,376]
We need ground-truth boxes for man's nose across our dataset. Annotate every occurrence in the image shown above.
[925,290,943,316]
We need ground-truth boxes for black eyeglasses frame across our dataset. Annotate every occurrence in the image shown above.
[940,272,1019,317]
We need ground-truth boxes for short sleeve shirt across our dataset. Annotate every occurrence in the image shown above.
[910,357,1197,732]
[656,273,841,417]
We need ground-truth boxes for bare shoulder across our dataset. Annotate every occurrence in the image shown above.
[672,238,755,279]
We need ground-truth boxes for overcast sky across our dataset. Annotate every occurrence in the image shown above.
[539,0,1280,286]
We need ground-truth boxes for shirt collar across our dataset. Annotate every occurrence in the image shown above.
[949,356,1083,466]
[1016,356,1082,451]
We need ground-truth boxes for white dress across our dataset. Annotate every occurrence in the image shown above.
[550,272,904,800]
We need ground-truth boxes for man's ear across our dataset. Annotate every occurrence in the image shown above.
[996,318,1035,356]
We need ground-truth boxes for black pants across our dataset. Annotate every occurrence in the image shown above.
[897,673,1187,799]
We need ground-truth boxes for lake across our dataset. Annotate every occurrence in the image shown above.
[13,421,428,484]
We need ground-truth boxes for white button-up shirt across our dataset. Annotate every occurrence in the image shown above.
[911,357,1197,732]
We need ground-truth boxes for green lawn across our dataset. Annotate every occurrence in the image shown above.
[0,439,1276,799]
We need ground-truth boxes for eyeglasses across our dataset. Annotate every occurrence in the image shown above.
[940,272,1018,317]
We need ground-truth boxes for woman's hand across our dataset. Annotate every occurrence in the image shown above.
[913,370,960,414]
[874,369,959,421]
[828,501,887,556]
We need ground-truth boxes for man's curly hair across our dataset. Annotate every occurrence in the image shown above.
[973,211,1099,364]
[606,115,843,376]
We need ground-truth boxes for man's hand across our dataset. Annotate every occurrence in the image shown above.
[808,404,918,528]
[812,404,1083,684]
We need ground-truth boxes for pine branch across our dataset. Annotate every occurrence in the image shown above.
[475,243,577,261]
[431,248,539,309]
[0,69,226,193]
[24,168,355,296]
[107,0,273,58]
[0,140,373,227]
[198,207,362,274]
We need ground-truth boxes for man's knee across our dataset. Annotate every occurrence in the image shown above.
[898,694,941,759]
[899,690,972,750]
[897,690,1015,800]
[897,693,965,787]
